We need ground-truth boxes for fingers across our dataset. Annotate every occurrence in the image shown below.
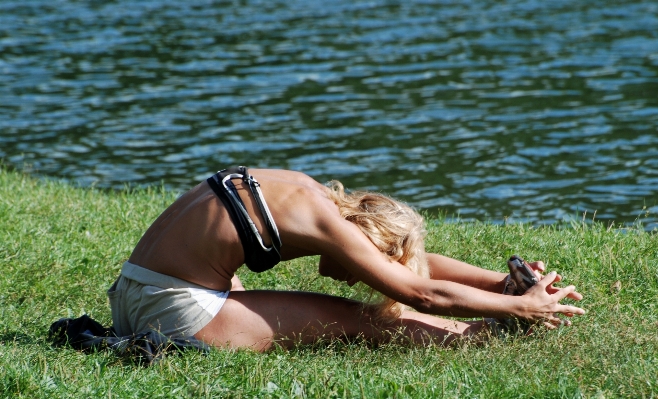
[542,316,563,330]
[547,274,583,301]
[539,273,583,296]
[540,311,575,330]
[542,319,571,329]
[527,262,583,301]
[526,261,583,301]
[542,273,583,301]
[557,303,586,316]
[529,261,545,273]
[554,285,586,305]
[543,321,557,330]
[528,261,545,281]
[552,285,586,315]
[537,271,559,289]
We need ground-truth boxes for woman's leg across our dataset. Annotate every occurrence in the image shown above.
[427,253,508,293]
[194,290,488,351]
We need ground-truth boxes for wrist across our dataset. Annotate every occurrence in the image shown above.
[512,294,531,320]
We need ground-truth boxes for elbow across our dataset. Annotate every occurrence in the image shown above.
[406,286,453,315]
[407,290,437,314]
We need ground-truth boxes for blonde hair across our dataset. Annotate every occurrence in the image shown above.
[325,180,429,321]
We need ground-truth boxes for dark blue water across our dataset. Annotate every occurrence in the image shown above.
[1,0,657,229]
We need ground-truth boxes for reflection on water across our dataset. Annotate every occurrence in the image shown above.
[1,0,657,228]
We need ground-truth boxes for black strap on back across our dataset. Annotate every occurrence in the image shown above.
[206,166,282,273]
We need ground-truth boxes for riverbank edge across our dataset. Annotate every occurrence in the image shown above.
[1,168,656,398]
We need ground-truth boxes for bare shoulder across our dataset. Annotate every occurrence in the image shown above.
[250,168,327,192]
[250,172,343,255]
[268,179,340,232]
[245,169,396,270]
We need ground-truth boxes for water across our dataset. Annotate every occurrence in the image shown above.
[1,0,657,228]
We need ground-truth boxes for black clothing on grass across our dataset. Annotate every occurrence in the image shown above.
[49,315,209,366]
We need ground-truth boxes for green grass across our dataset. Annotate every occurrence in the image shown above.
[1,167,657,398]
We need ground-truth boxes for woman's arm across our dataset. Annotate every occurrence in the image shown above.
[427,253,509,293]
[316,215,584,323]
[427,253,546,293]
[406,268,584,322]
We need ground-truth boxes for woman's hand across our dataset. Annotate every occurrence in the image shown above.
[527,261,582,301]
[519,271,585,329]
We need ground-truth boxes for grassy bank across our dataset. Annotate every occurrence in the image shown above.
[1,168,656,398]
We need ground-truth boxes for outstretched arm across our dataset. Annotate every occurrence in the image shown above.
[306,199,584,324]
[427,253,508,293]
[317,216,584,323]
[427,253,546,293]
[406,268,584,323]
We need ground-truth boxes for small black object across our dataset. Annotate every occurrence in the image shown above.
[506,255,539,295]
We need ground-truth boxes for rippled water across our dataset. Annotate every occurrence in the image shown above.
[1,0,658,228]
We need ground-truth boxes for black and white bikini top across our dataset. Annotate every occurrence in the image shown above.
[206,166,282,273]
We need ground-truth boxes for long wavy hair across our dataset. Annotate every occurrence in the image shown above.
[325,180,429,321]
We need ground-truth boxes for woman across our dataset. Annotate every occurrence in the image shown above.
[108,167,585,351]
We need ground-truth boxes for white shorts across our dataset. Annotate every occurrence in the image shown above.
[108,262,229,337]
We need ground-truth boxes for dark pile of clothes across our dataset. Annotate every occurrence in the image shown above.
[49,315,209,366]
